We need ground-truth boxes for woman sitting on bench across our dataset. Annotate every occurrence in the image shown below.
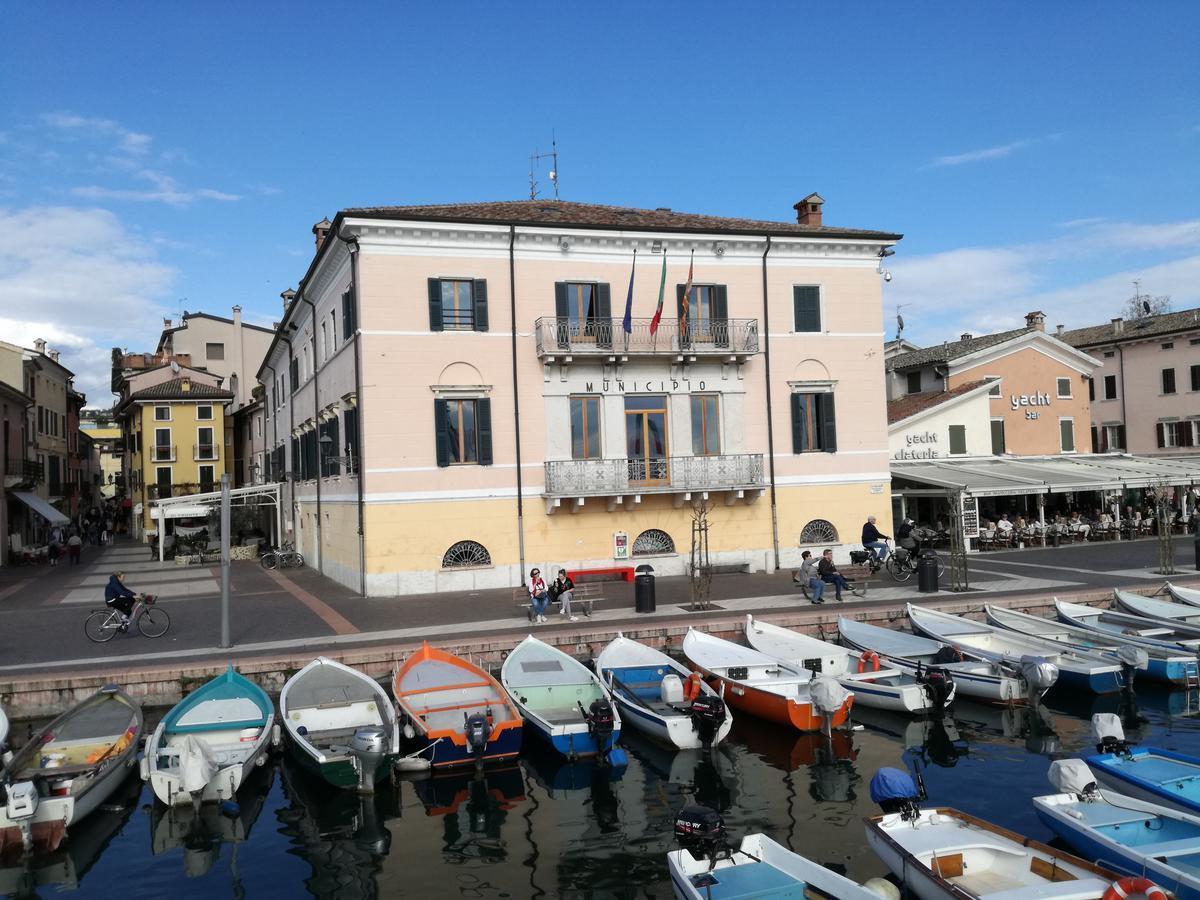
[550,569,578,622]
[528,568,551,624]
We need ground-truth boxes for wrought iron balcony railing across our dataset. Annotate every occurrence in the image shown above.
[194,443,217,461]
[151,444,176,463]
[534,317,760,359]
[544,453,765,497]
[5,457,44,482]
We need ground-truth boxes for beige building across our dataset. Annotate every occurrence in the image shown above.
[156,307,274,410]
[259,198,902,596]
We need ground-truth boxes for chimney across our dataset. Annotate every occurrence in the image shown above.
[181,376,191,393]
[163,317,172,328]
[1112,317,1124,335]
[794,192,824,227]
[1055,324,1064,337]
[312,217,332,252]
[281,288,297,312]
[960,332,973,341]
[232,305,242,327]
[49,350,60,363]
[33,338,46,354]
[1024,310,1046,331]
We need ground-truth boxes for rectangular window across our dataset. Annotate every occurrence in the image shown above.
[48,456,60,493]
[198,464,215,492]
[1103,350,1115,358]
[290,357,299,393]
[793,285,821,332]
[1162,342,1174,350]
[1102,424,1126,451]
[1056,377,1072,399]
[990,418,1006,455]
[196,405,213,420]
[37,406,43,433]
[554,281,613,348]
[1104,375,1118,400]
[1088,377,1095,401]
[205,342,225,361]
[319,417,341,477]
[1191,365,1200,392]
[948,425,967,455]
[988,380,1001,396]
[435,398,492,466]
[790,392,836,453]
[1059,418,1076,453]
[330,310,338,350]
[439,279,476,330]
[1163,368,1177,395]
[319,322,327,364]
[691,394,721,456]
[155,466,172,499]
[341,288,356,340]
[906,371,922,394]
[570,396,602,460]
[196,426,215,460]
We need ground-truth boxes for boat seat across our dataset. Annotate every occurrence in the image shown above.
[981,882,1111,900]
[1141,836,1200,858]
[1074,804,1152,828]
[539,707,584,726]
[169,719,264,735]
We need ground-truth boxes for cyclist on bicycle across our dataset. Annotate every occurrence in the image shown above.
[896,518,918,553]
[104,572,138,628]
[861,516,889,562]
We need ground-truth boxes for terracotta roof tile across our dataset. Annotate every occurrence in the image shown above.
[125,378,233,404]
[887,379,991,425]
[1060,307,1200,348]
[885,328,1031,372]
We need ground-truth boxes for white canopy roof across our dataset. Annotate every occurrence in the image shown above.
[9,490,70,526]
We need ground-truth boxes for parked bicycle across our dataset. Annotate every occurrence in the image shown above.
[260,541,304,570]
[886,546,947,583]
[84,593,170,643]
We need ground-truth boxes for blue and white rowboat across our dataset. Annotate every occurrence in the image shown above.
[1088,714,1200,817]
[1167,582,1200,608]
[1115,589,1200,627]
[1056,599,1200,652]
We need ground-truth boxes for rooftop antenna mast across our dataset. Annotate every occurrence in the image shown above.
[528,133,560,201]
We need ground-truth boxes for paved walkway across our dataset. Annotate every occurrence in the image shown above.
[0,535,1195,674]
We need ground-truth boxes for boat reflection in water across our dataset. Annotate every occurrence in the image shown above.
[853,704,969,769]
[411,762,525,859]
[622,728,739,812]
[731,712,858,799]
[954,698,1062,755]
[0,769,141,897]
[150,761,274,880]
[523,740,624,833]
[277,755,397,899]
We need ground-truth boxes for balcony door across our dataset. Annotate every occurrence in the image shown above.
[625,395,669,484]
[555,282,612,349]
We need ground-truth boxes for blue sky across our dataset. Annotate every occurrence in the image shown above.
[2,3,1197,401]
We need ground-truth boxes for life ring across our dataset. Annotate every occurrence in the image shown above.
[858,651,881,673]
[683,672,703,702]
[1103,876,1168,900]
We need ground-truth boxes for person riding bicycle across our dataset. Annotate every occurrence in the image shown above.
[861,516,889,562]
[104,572,138,628]
[896,517,918,553]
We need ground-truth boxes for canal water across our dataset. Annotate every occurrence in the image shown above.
[4,685,1200,898]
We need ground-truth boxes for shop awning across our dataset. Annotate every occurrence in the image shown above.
[892,453,1200,498]
[150,505,210,519]
[8,490,70,526]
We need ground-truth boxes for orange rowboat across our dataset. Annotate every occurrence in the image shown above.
[681,628,853,732]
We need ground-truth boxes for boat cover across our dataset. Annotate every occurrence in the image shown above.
[869,767,918,804]
[1092,713,1124,745]
[1048,759,1097,795]
[810,676,850,715]
[179,735,219,794]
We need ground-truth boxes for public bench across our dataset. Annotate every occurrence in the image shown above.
[513,582,608,619]
[570,566,635,584]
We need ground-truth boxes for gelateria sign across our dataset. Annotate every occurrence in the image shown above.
[1011,391,1053,420]
[893,430,940,460]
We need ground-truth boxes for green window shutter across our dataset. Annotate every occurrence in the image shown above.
[434,400,450,467]
[476,399,493,466]
[949,425,966,455]
[790,393,804,454]
[554,282,569,348]
[713,285,729,348]
[1156,422,1165,449]
[819,393,837,453]
[428,278,444,332]
[473,279,489,332]
[1116,425,1125,450]
[327,418,340,476]
[794,286,821,332]
[1060,419,1075,452]
[991,420,1005,455]
[676,283,687,320]
[595,283,612,348]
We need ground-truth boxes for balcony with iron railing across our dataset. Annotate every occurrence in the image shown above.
[151,444,176,463]
[5,457,44,485]
[194,443,217,461]
[543,453,765,512]
[534,317,760,361]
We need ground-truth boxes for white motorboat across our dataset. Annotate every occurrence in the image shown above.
[1055,598,1200,651]
[908,604,1126,694]
[745,615,953,714]
[837,616,1039,702]
[1116,588,1200,626]
[596,635,731,750]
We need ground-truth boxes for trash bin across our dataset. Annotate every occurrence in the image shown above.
[635,564,656,613]
[917,553,939,594]
[1050,530,1061,548]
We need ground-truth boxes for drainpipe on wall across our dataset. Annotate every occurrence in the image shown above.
[1117,345,1128,451]
[760,236,780,570]
[508,225,527,585]
[281,335,295,548]
[337,231,367,597]
[262,362,277,545]
[299,294,323,577]
[935,365,949,392]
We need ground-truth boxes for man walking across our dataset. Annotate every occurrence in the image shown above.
[67,531,83,565]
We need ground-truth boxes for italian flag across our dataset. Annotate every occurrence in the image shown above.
[649,251,668,336]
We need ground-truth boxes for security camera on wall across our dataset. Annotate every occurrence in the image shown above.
[883,270,893,282]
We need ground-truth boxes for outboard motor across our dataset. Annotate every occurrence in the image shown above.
[673,804,728,864]
[464,712,490,757]
[1116,646,1149,688]
[1047,758,1100,801]
[810,676,850,736]
[1019,655,1060,699]
[870,767,923,822]
[917,667,955,712]
[348,726,388,793]
[4,781,38,852]
[687,695,727,748]
[1092,712,1130,755]
[580,699,615,748]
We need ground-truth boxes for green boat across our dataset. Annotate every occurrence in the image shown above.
[279,657,399,792]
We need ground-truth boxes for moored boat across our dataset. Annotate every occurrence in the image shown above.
[0,685,142,855]
[0,707,8,760]
[746,615,953,714]
[596,634,731,750]
[143,665,277,806]
[392,642,523,768]
[908,604,1126,694]
[1117,588,1200,626]
[1035,758,1200,900]
[1056,598,1200,652]
[837,615,1041,703]
[681,628,853,732]
[500,635,623,762]
[1167,582,1200,608]
[1088,712,1200,816]
[279,657,400,793]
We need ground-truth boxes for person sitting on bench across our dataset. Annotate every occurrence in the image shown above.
[528,568,551,624]
[793,550,825,604]
[549,569,578,622]
[818,549,852,602]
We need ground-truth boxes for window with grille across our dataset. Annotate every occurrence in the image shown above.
[632,529,675,556]
[799,519,838,543]
[441,540,492,569]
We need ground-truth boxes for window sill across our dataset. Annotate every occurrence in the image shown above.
[440,564,494,573]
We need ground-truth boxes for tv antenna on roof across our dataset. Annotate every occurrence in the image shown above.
[529,133,560,201]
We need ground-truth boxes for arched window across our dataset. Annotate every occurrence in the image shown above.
[441,540,492,569]
[632,528,675,556]
[799,519,838,543]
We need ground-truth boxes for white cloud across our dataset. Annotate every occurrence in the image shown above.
[0,206,176,403]
[927,133,1064,169]
[71,169,241,206]
[40,112,151,156]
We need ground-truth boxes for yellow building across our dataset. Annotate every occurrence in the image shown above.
[117,375,234,537]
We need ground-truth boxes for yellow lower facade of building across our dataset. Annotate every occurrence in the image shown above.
[337,481,891,597]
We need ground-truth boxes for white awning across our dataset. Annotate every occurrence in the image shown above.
[8,491,70,526]
[150,505,210,519]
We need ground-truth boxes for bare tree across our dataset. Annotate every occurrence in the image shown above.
[1122,292,1172,320]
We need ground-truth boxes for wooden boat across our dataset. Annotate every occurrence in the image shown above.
[1088,713,1200,816]
[1167,582,1200,608]
[1117,588,1200,626]
[279,657,400,793]
[500,635,622,762]
[0,685,142,854]
[1056,598,1200,651]
[392,642,522,768]
[1035,758,1200,900]
[908,604,1126,694]
[143,665,277,806]
[596,635,731,750]
[746,615,953,714]
[837,615,1038,703]
[986,604,1194,687]
[681,628,853,732]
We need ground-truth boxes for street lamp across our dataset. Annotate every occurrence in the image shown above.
[318,434,354,475]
